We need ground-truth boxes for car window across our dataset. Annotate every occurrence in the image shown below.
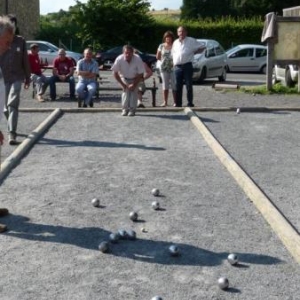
[215,45,225,56]
[38,43,52,52]
[230,48,253,58]
[207,47,215,58]
[256,48,267,58]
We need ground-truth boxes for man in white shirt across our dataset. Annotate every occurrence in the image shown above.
[111,45,145,116]
[172,26,205,107]
[0,16,15,232]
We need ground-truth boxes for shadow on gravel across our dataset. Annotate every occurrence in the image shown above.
[38,137,166,151]
[138,114,188,121]
[4,214,282,268]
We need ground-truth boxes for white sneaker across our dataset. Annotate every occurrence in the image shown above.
[128,111,135,117]
[121,110,128,116]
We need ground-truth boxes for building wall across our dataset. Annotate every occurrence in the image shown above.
[0,0,40,39]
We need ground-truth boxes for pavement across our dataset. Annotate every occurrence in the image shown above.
[0,73,300,299]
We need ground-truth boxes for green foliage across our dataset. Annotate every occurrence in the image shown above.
[240,83,299,95]
[70,0,154,51]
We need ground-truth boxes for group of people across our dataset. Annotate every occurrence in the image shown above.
[112,26,206,116]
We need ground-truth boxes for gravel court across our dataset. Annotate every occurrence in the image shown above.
[0,111,299,299]
[198,110,300,233]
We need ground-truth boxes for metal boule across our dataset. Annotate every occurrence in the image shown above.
[217,277,229,290]
[151,188,160,196]
[98,241,109,253]
[129,211,138,222]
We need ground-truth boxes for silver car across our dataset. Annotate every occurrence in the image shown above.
[192,39,227,83]
[226,44,267,73]
[155,38,227,83]
[26,40,83,65]
[273,64,298,87]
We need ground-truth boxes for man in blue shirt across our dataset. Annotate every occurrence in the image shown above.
[75,48,99,108]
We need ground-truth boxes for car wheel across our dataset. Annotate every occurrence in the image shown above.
[218,67,226,82]
[285,68,295,87]
[198,67,206,83]
[261,65,267,74]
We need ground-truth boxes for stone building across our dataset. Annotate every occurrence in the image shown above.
[0,0,40,39]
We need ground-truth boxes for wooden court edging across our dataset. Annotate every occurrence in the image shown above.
[0,108,63,182]
[184,107,300,264]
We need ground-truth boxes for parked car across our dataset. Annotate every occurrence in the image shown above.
[272,64,298,87]
[155,39,227,83]
[26,40,83,66]
[226,44,267,73]
[95,46,157,70]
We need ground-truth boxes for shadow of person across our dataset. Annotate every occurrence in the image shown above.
[4,214,283,267]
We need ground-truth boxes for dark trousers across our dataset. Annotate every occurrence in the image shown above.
[49,75,75,100]
[174,62,193,107]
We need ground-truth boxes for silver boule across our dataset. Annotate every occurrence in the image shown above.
[98,241,109,253]
[129,211,138,221]
[217,277,229,290]
[151,297,163,300]
[236,108,240,114]
[151,201,160,210]
[126,229,137,240]
[227,253,238,265]
[109,232,120,243]
[151,188,160,196]
[91,198,100,207]
[169,244,180,256]
[118,229,128,239]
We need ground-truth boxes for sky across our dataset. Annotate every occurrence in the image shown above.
[40,0,182,15]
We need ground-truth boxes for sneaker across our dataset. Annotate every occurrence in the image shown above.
[121,110,128,116]
[128,111,135,117]
[83,104,87,108]
[0,208,9,217]
[89,101,94,108]
[0,224,7,233]
[36,94,45,102]
[187,103,194,107]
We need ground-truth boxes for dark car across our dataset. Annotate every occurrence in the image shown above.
[95,46,157,70]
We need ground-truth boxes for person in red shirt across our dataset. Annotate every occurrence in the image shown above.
[28,43,49,102]
[49,48,75,101]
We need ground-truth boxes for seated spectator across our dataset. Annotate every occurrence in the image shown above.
[49,49,75,101]
[75,48,99,108]
[28,44,49,102]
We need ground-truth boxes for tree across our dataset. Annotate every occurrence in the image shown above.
[70,0,155,50]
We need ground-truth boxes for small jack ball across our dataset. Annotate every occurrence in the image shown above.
[129,211,138,221]
[227,253,238,265]
[98,241,109,253]
[218,277,229,290]
[151,188,160,196]
[91,198,100,207]
[151,201,160,210]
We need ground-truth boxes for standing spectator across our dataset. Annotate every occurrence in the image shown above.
[28,43,49,103]
[0,15,15,232]
[156,31,176,107]
[172,26,205,107]
[0,14,30,145]
[111,45,144,116]
[75,48,99,108]
[49,48,75,101]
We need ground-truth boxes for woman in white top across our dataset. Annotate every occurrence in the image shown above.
[156,31,176,107]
